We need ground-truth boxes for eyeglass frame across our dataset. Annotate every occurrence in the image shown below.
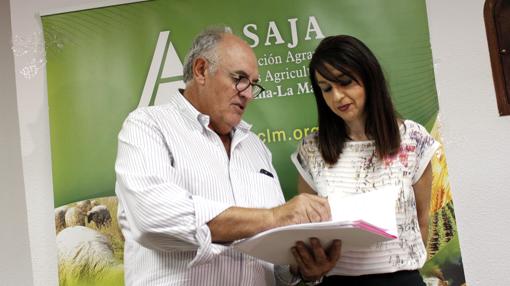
[230,73,265,98]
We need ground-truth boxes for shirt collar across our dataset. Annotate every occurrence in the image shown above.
[169,89,252,134]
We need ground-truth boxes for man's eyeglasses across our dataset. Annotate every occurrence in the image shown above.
[232,75,265,98]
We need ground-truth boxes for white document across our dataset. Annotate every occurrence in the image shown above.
[233,186,399,265]
[328,185,399,237]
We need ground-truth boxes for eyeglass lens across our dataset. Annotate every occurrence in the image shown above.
[236,77,263,97]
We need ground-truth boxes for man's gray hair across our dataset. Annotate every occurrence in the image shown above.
[182,26,232,83]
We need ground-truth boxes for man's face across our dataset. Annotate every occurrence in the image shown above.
[201,34,260,135]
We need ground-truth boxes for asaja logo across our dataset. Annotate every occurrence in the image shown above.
[139,31,185,107]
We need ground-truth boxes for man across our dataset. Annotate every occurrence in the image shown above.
[115,27,340,286]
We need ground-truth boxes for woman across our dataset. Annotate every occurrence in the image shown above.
[291,35,439,285]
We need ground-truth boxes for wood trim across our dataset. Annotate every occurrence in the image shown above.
[484,0,510,116]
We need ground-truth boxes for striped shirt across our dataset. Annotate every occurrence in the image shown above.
[291,120,440,276]
[115,91,297,285]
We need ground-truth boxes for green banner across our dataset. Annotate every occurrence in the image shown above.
[43,0,440,205]
[42,1,465,285]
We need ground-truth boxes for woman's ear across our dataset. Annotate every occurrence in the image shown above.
[193,57,208,85]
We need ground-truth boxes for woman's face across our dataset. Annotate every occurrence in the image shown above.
[315,64,366,125]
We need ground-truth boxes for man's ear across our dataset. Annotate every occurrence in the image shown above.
[193,57,208,85]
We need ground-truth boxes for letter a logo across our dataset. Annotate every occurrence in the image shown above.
[138,31,185,107]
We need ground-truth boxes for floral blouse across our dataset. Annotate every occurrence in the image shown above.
[291,120,440,276]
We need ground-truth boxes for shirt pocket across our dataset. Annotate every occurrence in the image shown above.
[234,171,283,209]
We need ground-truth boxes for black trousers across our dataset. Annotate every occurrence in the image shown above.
[319,270,426,286]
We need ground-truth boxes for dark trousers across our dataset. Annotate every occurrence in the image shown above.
[319,270,426,286]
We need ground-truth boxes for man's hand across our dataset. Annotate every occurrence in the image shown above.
[271,193,331,226]
[208,194,330,243]
[290,238,342,282]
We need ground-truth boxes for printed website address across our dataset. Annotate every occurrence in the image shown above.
[257,126,318,143]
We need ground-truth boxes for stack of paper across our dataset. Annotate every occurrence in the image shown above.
[233,186,399,265]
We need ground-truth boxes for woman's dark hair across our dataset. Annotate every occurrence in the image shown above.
[309,35,400,164]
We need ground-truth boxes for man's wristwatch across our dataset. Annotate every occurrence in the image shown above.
[302,275,324,286]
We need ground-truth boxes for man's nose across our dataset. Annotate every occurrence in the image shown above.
[239,85,254,100]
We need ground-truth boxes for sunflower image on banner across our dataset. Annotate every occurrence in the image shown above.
[41,0,466,285]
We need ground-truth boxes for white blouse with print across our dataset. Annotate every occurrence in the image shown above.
[291,120,440,276]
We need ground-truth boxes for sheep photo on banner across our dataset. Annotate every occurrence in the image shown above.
[42,0,466,285]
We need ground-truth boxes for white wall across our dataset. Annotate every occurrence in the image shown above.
[3,0,509,285]
[0,0,34,285]
[426,0,510,285]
